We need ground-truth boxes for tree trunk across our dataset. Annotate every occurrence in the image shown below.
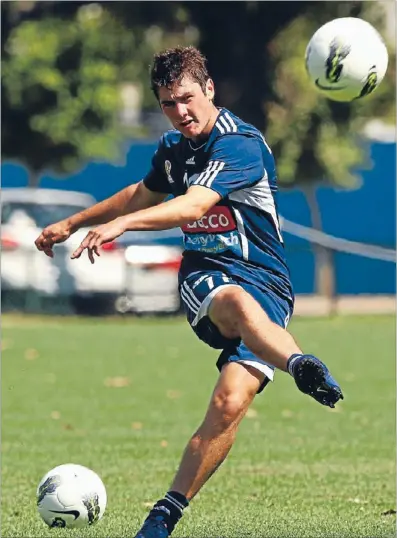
[304,184,336,314]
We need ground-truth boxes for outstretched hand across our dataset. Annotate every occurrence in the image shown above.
[34,221,72,258]
[71,218,127,264]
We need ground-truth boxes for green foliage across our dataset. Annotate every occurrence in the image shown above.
[2,2,193,180]
[266,4,396,190]
[2,4,149,178]
[2,0,395,192]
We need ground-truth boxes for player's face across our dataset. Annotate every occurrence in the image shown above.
[158,76,217,141]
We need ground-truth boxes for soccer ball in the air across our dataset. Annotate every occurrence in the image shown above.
[37,464,107,528]
[305,17,388,102]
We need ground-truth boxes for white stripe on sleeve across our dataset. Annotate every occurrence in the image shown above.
[194,161,225,187]
[215,121,225,134]
[224,112,238,132]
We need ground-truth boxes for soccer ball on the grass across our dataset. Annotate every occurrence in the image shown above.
[305,17,388,102]
[37,464,107,528]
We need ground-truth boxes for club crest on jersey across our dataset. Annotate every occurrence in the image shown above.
[164,160,174,184]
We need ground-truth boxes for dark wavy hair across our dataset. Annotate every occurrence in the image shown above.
[150,46,210,100]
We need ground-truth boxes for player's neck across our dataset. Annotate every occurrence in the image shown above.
[191,104,220,144]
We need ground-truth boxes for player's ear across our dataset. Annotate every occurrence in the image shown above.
[205,79,215,101]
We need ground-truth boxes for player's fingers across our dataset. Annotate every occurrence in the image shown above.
[71,231,94,259]
[35,234,49,251]
[86,237,98,264]
[87,236,102,262]
[41,238,53,248]
[92,245,101,261]
[87,235,98,250]
[87,247,96,264]
[71,244,85,259]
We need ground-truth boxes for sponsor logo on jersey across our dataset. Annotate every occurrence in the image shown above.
[185,233,240,249]
[186,156,195,165]
[181,206,236,234]
[182,207,241,256]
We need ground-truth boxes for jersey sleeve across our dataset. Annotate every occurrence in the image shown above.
[190,135,266,198]
[143,137,173,194]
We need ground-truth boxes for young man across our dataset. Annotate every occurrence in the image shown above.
[35,46,343,538]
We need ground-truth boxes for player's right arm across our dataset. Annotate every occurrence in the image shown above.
[34,182,167,257]
[68,181,167,233]
[35,138,171,257]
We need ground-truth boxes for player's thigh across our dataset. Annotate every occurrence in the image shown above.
[215,282,293,393]
[208,279,291,336]
[243,281,292,329]
[207,285,252,338]
[179,270,242,349]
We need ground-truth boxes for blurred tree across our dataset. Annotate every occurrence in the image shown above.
[265,2,395,296]
[2,1,394,299]
[1,1,194,184]
[176,1,394,296]
[181,1,312,132]
[2,2,146,184]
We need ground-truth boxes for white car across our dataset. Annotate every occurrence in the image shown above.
[1,188,182,315]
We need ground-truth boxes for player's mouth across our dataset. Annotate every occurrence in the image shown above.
[179,119,194,128]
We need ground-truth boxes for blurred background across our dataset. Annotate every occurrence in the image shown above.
[1,0,396,317]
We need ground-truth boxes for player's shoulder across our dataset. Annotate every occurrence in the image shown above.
[213,108,261,137]
[159,129,184,149]
[209,108,270,153]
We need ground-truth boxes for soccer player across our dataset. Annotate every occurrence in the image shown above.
[35,46,343,538]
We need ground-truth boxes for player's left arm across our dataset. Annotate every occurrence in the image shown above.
[71,186,220,263]
[121,185,220,230]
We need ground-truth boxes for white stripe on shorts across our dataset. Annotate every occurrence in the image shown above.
[191,283,240,327]
[238,360,275,382]
[180,285,200,314]
[182,281,201,309]
[180,288,198,314]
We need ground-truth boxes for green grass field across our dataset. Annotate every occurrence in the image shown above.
[2,314,395,537]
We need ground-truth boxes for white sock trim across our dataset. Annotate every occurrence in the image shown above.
[165,493,184,513]
[288,354,302,376]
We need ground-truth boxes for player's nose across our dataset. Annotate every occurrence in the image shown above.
[175,102,188,119]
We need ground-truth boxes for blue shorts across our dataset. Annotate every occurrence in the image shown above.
[179,270,293,393]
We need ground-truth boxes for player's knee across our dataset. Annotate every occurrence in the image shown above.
[211,388,251,430]
[210,286,251,339]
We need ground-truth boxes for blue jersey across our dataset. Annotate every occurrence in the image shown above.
[143,108,293,305]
